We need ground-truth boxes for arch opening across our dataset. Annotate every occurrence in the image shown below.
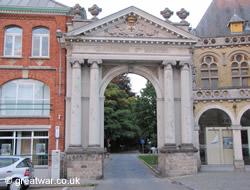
[103,73,158,154]
[198,109,233,165]
[240,109,250,165]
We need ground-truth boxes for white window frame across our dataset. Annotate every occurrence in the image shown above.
[4,27,22,57]
[0,79,50,116]
[31,28,50,57]
[0,130,49,165]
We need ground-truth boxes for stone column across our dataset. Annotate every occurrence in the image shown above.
[180,62,194,150]
[162,61,176,150]
[69,59,83,150]
[232,125,245,171]
[88,59,102,148]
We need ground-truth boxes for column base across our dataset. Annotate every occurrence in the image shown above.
[159,145,198,177]
[66,149,104,180]
[179,143,198,152]
[234,160,245,172]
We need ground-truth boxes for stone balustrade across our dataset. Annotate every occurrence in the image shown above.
[195,35,250,48]
[193,88,250,101]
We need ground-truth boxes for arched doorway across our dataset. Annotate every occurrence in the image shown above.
[241,109,250,165]
[103,73,157,153]
[199,109,233,165]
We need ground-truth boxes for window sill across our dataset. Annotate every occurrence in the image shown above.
[0,56,23,59]
[29,56,50,60]
[0,116,50,118]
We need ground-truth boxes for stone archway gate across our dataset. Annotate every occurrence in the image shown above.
[60,6,199,179]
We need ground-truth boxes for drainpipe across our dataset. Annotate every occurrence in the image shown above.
[56,29,63,95]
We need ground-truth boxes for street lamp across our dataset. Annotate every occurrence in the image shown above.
[56,29,63,95]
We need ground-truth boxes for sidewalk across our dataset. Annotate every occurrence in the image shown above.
[171,171,250,190]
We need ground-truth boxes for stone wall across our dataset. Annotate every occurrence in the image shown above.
[159,152,198,177]
[66,151,104,180]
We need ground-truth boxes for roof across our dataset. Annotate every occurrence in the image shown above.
[0,0,70,13]
[195,0,250,37]
[229,13,244,23]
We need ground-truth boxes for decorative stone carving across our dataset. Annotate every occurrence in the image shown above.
[36,60,44,66]
[177,8,189,24]
[69,58,84,66]
[88,4,102,20]
[71,4,85,19]
[160,8,173,23]
[191,64,197,89]
[8,59,16,65]
[105,18,158,37]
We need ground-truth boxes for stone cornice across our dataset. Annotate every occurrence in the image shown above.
[0,7,72,16]
[65,36,197,46]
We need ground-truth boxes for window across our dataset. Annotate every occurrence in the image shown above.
[0,79,50,116]
[32,27,49,57]
[200,55,218,88]
[0,131,49,165]
[4,27,22,56]
[231,54,249,87]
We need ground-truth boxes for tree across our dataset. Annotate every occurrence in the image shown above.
[133,81,157,146]
[111,74,135,97]
[104,82,139,151]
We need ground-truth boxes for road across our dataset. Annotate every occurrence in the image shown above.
[95,154,188,190]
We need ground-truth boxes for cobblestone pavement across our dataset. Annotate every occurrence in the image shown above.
[95,154,188,190]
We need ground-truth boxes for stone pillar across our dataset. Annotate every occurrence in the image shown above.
[66,59,104,180]
[88,59,102,148]
[158,60,198,178]
[162,61,176,150]
[180,62,194,149]
[232,125,245,171]
[69,59,83,150]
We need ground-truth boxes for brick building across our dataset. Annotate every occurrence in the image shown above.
[0,0,72,177]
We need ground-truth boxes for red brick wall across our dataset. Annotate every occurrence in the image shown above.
[0,13,70,159]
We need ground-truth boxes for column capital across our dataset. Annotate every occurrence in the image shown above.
[69,58,84,67]
[88,59,102,65]
[179,60,191,68]
[162,60,176,67]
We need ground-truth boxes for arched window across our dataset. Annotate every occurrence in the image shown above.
[32,27,50,57]
[0,79,50,116]
[4,26,22,56]
[200,55,218,88]
[231,54,249,87]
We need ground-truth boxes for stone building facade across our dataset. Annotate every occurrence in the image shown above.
[0,0,249,180]
[192,0,250,171]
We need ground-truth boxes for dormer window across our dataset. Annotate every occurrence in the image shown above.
[228,13,244,33]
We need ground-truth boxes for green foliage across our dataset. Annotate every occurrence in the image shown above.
[104,75,157,152]
[104,82,139,151]
[133,81,157,146]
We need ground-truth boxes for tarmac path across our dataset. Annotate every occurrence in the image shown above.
[95,153,188,190]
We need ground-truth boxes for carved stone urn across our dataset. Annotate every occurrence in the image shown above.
[160,8,173,23]
[71,4,85,19]
[176,8,190,24]
[88,4,102,20]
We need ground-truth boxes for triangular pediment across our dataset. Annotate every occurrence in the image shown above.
[66,6,198,41]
